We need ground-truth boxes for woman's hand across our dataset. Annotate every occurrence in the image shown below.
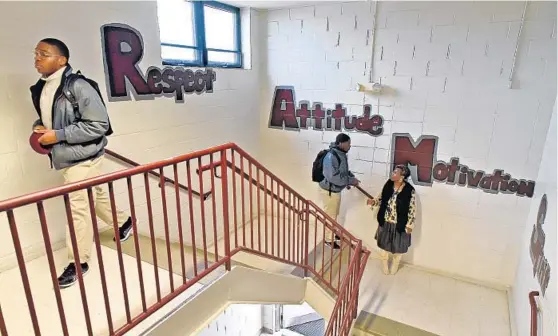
[366,198,377,207]
[406,227,413,234]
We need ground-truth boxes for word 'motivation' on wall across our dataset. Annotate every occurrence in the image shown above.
[269,86,536,198]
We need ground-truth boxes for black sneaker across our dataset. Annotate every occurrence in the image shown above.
[325,241,341,249]
[58,262,89,289]
[113,217,133,242]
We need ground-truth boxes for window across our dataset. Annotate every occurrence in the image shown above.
[157,0,242,68]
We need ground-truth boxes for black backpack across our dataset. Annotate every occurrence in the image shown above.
[312,149,341,182]
[63,70,113,136]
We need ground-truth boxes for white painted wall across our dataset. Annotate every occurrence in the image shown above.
[257,1,557,285]
[512,100,556,336]
[0,1,261,269]
[197,304,263,336]
[0,0,555,294]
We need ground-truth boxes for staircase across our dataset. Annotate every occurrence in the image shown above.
[0,143,369,335]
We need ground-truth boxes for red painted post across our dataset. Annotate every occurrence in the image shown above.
[158,168,174,292]
[144,173,161,301]
[529,291,539,336]
[0,303,8,336]
[221,149,232,271]
[209,153,220,261]
[7,210,42,336]
[303,201,310,277]
[37,201,70,336]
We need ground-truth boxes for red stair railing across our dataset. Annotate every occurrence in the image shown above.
[0,143,368,336]
[105,149,212,200]
[529,291,539,336]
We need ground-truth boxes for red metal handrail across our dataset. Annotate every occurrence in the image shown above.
[529,291,539,336]
[198,157,376,207]
[105,149,212,200]
[326,249,369,336]
[0,142,367,336]
[0,144,233,211]
[197,158,304,217]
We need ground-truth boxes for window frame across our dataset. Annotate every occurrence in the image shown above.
[160,0,242,69]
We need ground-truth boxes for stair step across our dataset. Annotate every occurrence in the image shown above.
[0,245,187,336]
[98,228,249,286]
[352,311,440,336]
[290,241,353,298]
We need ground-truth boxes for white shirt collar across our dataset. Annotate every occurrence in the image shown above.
[41,66,67,82]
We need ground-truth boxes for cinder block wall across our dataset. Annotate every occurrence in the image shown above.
[257,1,557,286]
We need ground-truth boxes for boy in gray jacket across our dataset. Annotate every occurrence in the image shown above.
[31,38,132,289]
[319,133,359,249]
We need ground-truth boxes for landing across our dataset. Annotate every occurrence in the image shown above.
[358,258,510,336]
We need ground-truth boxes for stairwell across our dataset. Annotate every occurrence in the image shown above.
[0,143,369,336]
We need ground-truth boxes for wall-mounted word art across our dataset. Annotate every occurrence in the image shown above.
[101,23,216,103]
[268,86,384,136]
[530,194,551,296]
[392,133,536,198]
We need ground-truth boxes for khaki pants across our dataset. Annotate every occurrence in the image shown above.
[62,155,129,263]
[319,188,341,241]
[379,249,402,274]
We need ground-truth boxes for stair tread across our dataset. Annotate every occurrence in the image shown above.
[353,311,440,336]
[0,245,196,336]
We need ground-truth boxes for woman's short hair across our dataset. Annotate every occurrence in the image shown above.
[394,164,411,180]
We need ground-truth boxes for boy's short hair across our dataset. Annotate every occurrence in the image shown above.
[335,133,351,144]
[40,38,70,62]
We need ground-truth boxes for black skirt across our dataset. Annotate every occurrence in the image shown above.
[375,222,411,254]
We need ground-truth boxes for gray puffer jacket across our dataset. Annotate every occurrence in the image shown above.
[319,143,357,193]
[30,66,110,170]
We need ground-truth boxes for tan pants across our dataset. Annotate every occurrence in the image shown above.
[62,155,129,263]
[319,188,342,241]
[379,249,403,274]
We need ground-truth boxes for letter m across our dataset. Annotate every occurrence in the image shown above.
[391,133,438,186]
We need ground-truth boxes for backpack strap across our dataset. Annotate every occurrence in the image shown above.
[330,150,341,165]
[327,149,342,196]
[63,73,81,116]
[62,71,113,137]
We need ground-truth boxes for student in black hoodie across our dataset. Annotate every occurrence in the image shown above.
[367,164,417,275]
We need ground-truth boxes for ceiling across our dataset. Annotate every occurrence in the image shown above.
[222,0,366,10]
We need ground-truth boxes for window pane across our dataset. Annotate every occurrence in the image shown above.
[208,51,238,65]
[161,46,196,62]
[157,0,195,46]
[204,6,237,51]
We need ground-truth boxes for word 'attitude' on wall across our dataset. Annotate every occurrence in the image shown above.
[269,86,384,136]
[269,86,536,198]
[101,23,216,103]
